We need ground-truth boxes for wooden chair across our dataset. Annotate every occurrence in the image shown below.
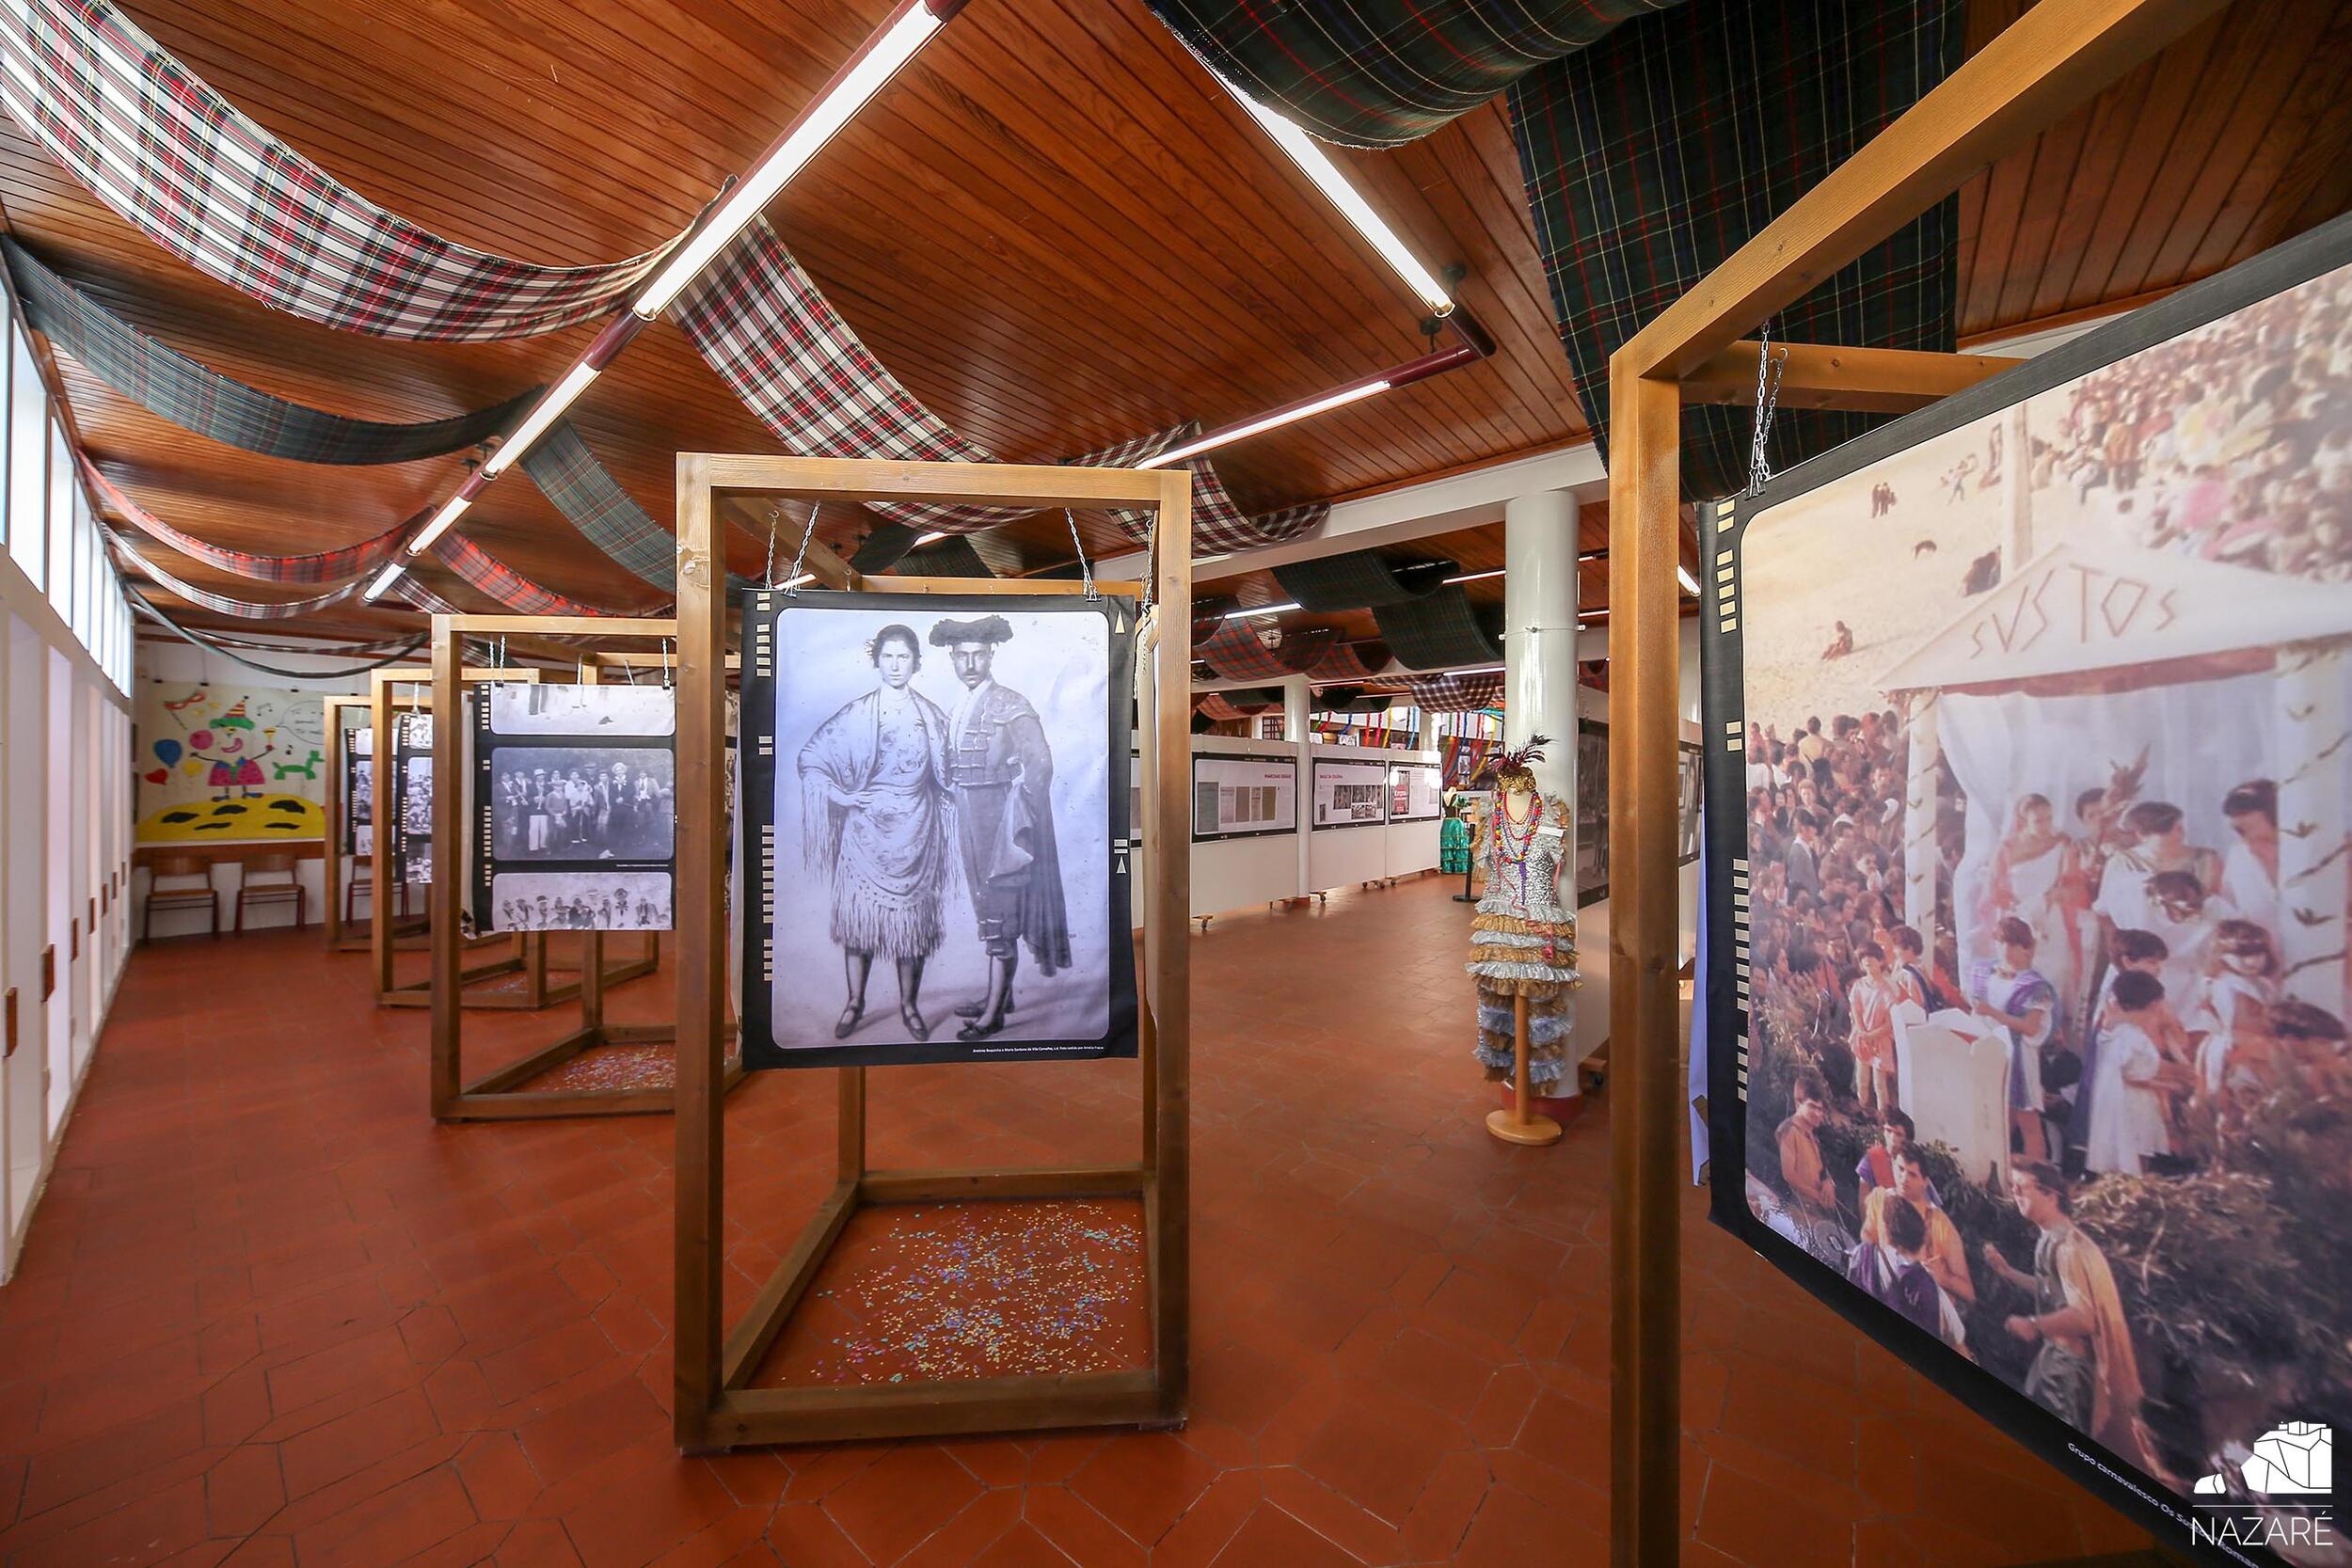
[142,855,219,942]
[233,853,306,932]
[344,859,414,926]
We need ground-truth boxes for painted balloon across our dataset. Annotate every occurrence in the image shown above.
[152,737,182,767]
[183,760,205,777]
[188,729,214,751]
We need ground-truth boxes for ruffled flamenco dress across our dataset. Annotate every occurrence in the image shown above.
[1469,792,1581,1092]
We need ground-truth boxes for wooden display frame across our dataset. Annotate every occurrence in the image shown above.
[321,691,392,953]
[426,615,741,1121]
[1604,2,2233,1563]
[671,453,1191,1449]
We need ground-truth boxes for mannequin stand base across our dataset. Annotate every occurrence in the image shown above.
[1486,1106,1564,1146]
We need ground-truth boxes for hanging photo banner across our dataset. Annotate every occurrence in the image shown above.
[391,712,434,889]
[736,589,1138,1070]
[469,684,676,934]
[1190,753,1298,842]
[1388,761,1442,823]
[1704,216,2352,1564]
[1311,757,1389,828]
[343,725,373,857]
[1574,716,1608,907]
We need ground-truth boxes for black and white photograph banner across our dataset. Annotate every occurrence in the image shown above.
[392,713,432,887]
[344,725,373,858]
[469,684,677,934]
[737,590,1138,1071]
[1704,215,2352,1565]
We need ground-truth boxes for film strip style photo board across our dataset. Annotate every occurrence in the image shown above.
[468,683,677,935]
[735,589,1140,1071]
[1703,216,2352,1563]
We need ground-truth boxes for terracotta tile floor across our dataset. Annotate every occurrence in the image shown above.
[0,879,2159,1567]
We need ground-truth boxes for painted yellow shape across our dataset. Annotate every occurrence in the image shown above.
[135,793,325,844]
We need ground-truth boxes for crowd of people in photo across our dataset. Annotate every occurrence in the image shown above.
[493,757,674,861]
[1743,697,2349,1477]
[496,889,667,930]
[2035,267,2352,582]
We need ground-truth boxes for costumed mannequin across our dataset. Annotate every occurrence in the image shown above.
[1469,737,1579,1093]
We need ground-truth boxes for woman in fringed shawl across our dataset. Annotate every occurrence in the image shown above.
[798,624,952,1041]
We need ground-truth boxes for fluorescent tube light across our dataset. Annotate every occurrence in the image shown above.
[629,5,944,319]
[1223,600,1301,620]
[1442,567,1503,585]
[481,362,599,477]
[406,494,474,556]
[913,531,946,546]
[779,573,815,590]
[1141,380,1390,471]
[362,562,406,602]
[1224,86,1453,315]
[1677,564,1700,594]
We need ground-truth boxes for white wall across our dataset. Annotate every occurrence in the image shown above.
[1182,736,1444,918]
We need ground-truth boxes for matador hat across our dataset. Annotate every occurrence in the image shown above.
[928,615,1014,647]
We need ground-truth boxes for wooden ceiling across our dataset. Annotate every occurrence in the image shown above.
[1,0,2344,650]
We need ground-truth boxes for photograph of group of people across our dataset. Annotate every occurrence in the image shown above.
[758,601,1126,1060]
[1728,253,2352,1518]
[491,870,671,932]
[488,750,675,863]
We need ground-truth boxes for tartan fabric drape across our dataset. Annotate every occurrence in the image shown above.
[1507,0,1963,500]
[1407,672,1505,710]
[675,219,1328,550]
[1146,0,1683,149]
[80,454,415,582]
[1197,688,1283,721]
[1309,640,1382,682]
[1271,548,1454,611]
[428,531,657,619]
[0,0,673,340]
[1371,584,1500,668]
[392,576,469,617]
[102,517,371,619]
[1197,619,1335,681]
[518,420,755,594]
[8,239,540,464]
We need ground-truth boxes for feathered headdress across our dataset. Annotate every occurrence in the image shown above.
[1476,734,1550,787]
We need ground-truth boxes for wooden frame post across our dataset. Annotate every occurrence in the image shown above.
[674,452,1188,1449]
[321,692,371,953]
[424,613,742,1121]
[1602,1,2234,1562]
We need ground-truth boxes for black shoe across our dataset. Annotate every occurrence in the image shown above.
[834,1003,865,1039]
[957,1015,1006,1041]
[954,991,1016,1019]
[901,1004,930,1041]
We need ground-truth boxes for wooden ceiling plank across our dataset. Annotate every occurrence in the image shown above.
[2058,13,2227,313]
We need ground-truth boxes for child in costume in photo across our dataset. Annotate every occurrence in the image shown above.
[1467,736,1579,1094]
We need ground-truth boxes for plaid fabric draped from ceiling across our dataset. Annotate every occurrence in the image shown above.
[1271,548,1454,611]
[1407,671,1504,710]
[1308,640,1381,682]
[429,531,656,619]
[1507,0,1963,499]
[519,421,757,594]
[101,517,371,619]
[8,241,540,464]
[1197,619,1336,681]
[80,454,415,582]
[0,0,673,340]
[1145,0,1683,149]
[675,218,1328,551]
[392,576,469,616]
[1372,584,1500,668]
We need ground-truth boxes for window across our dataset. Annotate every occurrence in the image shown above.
[8,325,42,590]
[47,422,71,614]
[71,485,93,642]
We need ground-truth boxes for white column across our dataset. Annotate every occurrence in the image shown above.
[2279,639,2348,1022]
[1506,488,1582,1091]
[1281,676,1311,743]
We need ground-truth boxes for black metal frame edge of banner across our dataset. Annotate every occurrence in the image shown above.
[1693,211,2352,1566]
[734,589,1141,1073]
[1386,760,1443,825]
[1188,752,1301,845]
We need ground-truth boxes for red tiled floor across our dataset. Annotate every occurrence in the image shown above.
[0,879,2158,1565]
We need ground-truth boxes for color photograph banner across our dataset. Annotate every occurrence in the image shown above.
[1704,217,2352,1564]
[736,590,1138,1071]
[1388,761,1442,823]
[135,681,326,843]
[1311,757,1389,827]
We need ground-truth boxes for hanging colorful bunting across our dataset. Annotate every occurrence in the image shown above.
[8,240,540,463]
[1507,0,1962,499]
[1144,0,1682,150]
[80,455,416,583]
[0,0,674,341]
[674,218,1328,550]
[101,517,371,619]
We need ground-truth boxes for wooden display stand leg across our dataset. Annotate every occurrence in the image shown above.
[1486,991,1563,1146]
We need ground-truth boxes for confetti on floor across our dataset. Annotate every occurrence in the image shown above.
[757,1198,1151,1386]
[518,1043,680,1092]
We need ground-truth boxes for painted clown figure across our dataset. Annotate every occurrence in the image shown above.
[192,700,274,800]
[930,615,1073,1041]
